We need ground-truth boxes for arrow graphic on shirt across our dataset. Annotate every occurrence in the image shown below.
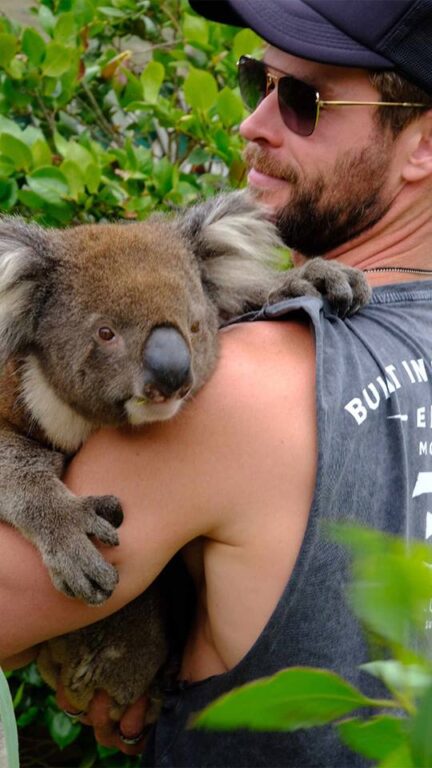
[426,512,432,541]
[413,473,432,497]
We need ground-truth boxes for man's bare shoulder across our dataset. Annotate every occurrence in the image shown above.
[199,319,317,533]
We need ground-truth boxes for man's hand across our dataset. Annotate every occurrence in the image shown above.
[56,682,151,756]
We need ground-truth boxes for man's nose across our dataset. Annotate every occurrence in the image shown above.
[143,325,192,399]
[239,89,284,146]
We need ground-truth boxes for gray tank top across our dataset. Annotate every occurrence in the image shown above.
[142,280,432,767]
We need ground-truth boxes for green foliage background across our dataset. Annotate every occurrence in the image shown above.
[0,0,262,765]
[0,0,263,226]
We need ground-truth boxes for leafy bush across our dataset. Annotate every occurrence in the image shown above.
[0,0,263,226]
[195,526,432,768]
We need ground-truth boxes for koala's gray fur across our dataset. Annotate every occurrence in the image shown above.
[0,190,371,717]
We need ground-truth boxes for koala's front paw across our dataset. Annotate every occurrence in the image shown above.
[269,258,371,317]
[41,495,123,605]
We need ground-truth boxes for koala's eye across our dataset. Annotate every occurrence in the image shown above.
[98,326,115,342]
[190,321,200,334]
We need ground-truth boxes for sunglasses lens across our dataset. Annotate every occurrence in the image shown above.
[237,57,318,137]
[238,56,268,112]
[278,76,317,136]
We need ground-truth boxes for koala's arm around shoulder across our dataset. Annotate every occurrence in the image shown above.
[0,411,220,660]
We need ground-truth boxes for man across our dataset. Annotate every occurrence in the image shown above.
[2,1,432,765]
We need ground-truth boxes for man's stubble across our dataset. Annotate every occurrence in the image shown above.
[243,131,394,257]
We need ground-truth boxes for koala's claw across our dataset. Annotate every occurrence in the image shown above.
[81,497,122,547]
[48,541,119,605]
[269,258,371,317]
[90,494,124,529]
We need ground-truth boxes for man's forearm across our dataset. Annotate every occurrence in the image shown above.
[1,648,39,670]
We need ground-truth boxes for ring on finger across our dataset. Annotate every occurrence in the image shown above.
[119,731,146,745]
[63,709,86,720]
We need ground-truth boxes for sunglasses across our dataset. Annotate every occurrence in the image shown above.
[237,55,430,137]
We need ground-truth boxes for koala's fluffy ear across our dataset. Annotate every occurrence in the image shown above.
[0,217,53,363]
[177,191,284,318]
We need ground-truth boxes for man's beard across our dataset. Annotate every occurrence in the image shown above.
[243,135,394,257]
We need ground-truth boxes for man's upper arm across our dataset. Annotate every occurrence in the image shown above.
[0,319,316,659]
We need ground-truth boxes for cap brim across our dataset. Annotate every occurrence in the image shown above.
[189,0,393,69]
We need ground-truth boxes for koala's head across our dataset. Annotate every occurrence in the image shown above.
[0,192,282,449]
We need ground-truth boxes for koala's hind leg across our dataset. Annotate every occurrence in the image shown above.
[37,556,196,720]
[0,423,123,604]
[38,585,170,720]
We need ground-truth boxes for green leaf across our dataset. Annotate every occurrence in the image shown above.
[152,157,176,197]
[0,34,18,68]
[120,69,143,106]
[42,42,76,77]
[0,133,33,171]
[362,660,432,700]
[21,662,43,686]
[409,683,432,767]
[184,69,218,111]
[140,60,165,104]
[18,188,46,209]
[21,126,45,147]
[31,138,53,168]
[331,525,432,652]
[54,130,70,157]
[62,140,94,170]
[0,116,21,138]
[38,4,56,35]
[60,159,85,199]
[71,0,95,26]
[232,29,264,60]
[12,680,25,707]
[182,13,209,46]
[27,166,69,203]
[48,710,81,748]
[98,6,126,17]
[22,28,46,67]
[84,163,101,194]
[193,667,371,732]
[16,705,39,727]
[0,157,16,177]
[378,743,414,768]
[338,716,408,761]
[6,56,25,80]
[0,178,17,209]
[54,13,78,46]
[216,87,244,127]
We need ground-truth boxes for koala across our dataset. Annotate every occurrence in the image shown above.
[0,190,371,718]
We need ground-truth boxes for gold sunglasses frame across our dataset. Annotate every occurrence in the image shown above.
[239,56,431,136]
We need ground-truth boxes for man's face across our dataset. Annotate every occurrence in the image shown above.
[240,48,397,257]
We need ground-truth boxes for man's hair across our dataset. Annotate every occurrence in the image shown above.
[370,72,431,137]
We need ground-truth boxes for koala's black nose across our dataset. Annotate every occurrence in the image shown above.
[143,325,192,398]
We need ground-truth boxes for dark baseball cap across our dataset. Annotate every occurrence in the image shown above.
[189,0,432,94]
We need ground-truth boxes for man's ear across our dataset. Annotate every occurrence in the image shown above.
[0,217,54,364]
[402,111,432,182]
[176,190,284,318]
